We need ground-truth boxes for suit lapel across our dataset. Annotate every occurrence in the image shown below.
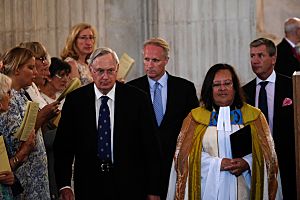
[246,79,256,106]
[273,74,283,122]
[85,84,97,135]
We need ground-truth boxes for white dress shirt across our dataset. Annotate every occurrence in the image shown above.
[255,70,276,134]
[94,83,115,162]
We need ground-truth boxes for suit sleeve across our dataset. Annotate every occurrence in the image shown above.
[140,92,162,195]
[53,94,76,189]
[187,82,199,109]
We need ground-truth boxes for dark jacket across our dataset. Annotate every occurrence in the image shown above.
[243,73,296,199]
[54,82,161,199]
[127,73,199,198]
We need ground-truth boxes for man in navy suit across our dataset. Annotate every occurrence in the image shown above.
[127,37,199,199]
[243,38,296,199]
[275,17,300,77]
[54,47,161,200]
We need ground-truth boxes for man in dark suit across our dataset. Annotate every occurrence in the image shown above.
[243,38,296,199]
[274,17,300,77]
[127,37,199,199]
[53,47,161,200]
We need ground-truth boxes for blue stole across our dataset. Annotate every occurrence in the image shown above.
[209,109,243,126]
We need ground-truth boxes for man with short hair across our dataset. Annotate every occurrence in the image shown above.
[127,37,199,199]
[275,17,300,77]
[243,38,296,199]
[54,47,161,200]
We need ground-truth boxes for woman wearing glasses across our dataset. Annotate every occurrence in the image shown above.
[61,23,97,86]
[39,57,71,200]
[167,64,281,200]
[40,57,71,106]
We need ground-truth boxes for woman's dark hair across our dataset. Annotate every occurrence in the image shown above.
[200,63,245,111]
[49,57,71,78]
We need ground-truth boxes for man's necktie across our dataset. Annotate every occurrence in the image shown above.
[258,81,269,123]
[293,46,300,62]
[97,96,111,162]
[153,82,163,126]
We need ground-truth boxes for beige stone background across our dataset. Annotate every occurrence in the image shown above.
[0,0,299,95]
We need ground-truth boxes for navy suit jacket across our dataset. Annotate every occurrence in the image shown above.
[243,73,296,199]
[53,82,161,200]
[275,38,300,77]
[127,73,199,197]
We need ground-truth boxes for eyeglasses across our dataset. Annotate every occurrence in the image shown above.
[90,67,116,76]
[37,56,48,64]
[55,73,69,79]
[77,35,96,41]
[212,80,233,89]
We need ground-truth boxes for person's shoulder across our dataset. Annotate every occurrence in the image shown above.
[168,73,196,87]
[276,72,292,81]
[276,38,290,51]
[126,75,147,85]
[242,78,256,89]
[67,83,94,98]
[117,81,147,97]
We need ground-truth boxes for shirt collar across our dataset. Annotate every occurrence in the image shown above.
[94,83,116,101]
[285,37,296,48]
[148,71,168,89]
[256,70,276,85]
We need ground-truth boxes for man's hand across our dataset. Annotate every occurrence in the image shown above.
[59,188,74,200]
[147,195,160,200]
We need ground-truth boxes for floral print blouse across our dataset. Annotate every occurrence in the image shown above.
[0,89,50,200]
[65,57,93,86]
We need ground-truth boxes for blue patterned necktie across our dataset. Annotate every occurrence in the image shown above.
[153,82,163,126]
[97,96,112,162]
[258,81,269,123]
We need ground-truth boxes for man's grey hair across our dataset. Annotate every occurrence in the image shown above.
[284,17,300,34]
[87,47,119,66]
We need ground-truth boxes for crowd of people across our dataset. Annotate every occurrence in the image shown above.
[0,17,298,200]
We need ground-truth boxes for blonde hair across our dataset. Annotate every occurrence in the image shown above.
[1,47,34,76]
[143,37,170,58]
[61,23,97,61]
[19,41,48,58]
[0,73,12,101]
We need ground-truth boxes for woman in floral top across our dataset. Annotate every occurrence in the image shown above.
[61,23,97,86]
[0,47,51,199]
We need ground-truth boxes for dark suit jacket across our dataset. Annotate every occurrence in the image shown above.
[275,38,300,77]
[242,73,296,199]
[53,82,161,200]
[127,73,199,198]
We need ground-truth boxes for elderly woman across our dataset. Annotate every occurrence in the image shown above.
[0,73,14,199]
[0,47,51,199]
[40,57,71,106]
[61,23,97,85]
[167,64,281,200]
[39,57,71,200]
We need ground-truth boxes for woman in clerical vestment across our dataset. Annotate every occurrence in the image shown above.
[167,63,281,200]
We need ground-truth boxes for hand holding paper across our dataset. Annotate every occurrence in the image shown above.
[0,135,11,172]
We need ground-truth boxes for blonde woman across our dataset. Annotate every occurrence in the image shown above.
[61,22,97,85]
[0,47,51,199]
